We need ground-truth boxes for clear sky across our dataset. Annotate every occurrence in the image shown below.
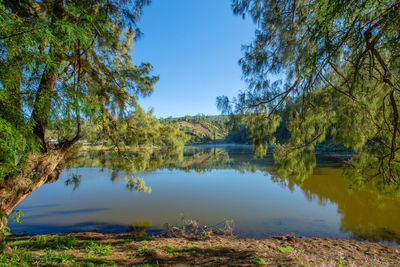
[133,0,255,118]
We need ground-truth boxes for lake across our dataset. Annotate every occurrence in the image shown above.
[9,145,400,244]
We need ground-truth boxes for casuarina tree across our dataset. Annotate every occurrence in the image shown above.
[0,0,163,230]
[218,0,400,192]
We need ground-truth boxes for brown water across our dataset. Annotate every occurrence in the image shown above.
[10,146,400,244]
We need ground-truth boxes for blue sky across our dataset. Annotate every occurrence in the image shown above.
[133,0,255,118]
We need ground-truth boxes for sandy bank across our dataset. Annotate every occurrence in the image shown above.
[5,232,400,266]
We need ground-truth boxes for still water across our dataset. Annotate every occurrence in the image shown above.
[10,146,400,243]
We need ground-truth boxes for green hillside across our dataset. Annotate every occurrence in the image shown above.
[160,115,248,144]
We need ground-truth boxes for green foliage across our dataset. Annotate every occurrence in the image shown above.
[86,241,111,256]
[10,210,23,224]
[142,236,154,241]
[278,246,293,253]
[0,246,75,266]
[119,104,186,150]
[185,244,199,250]
[37,250,76,265]
[0,209,24,252]
[251,257,266,266]
[0,0,161,181]
[245,112,280,157]
[162,243,201,255]
[0,249,35,266]
[0,118,26,182]
[221,0,400,191]
[137,246,153,256]
[53,236,77,249]
[163,244,174,253]
[6,235,80,250]
[161,115,230,144]
[0,0,189,239]
[35,235,48,247]
[160,114,254,144]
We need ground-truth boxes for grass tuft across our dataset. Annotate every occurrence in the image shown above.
[86,241,111,256]
[278,246,293,253]
[251,257,266,266]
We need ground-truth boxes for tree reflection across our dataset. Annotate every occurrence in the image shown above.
[66,147,184,192]
[66,146,400,243]
[64,174,81,191]
[126,220,152,236]
[272,167,400,243]
[68,147,235,174]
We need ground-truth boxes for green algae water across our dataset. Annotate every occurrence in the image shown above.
[10,146,400,244]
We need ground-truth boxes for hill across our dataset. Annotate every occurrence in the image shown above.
[160,115,248,144]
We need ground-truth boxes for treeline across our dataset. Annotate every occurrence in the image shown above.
[47,112,350,150]
[160,115,249,144]
[160,114,349,152]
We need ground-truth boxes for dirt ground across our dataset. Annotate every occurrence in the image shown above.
[8,232,400,266]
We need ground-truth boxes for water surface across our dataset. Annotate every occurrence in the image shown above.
[10,146,400,243]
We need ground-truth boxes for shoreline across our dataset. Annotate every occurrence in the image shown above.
[5,232,399,266]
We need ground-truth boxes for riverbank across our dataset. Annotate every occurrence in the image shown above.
[3,232,399,266]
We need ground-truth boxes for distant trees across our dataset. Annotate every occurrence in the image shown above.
[160,115,232,144]
[219,0,400,191]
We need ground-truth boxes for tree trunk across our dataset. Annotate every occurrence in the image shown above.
[0,216,6,231]
[0,148,70,231]
[31,69,57,152]
[1,49,76,232]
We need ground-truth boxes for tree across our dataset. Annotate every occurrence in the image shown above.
[0,0,162,231]
[218,0,400,192]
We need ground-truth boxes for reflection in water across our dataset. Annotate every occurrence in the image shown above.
[127,220,152,236]
[65,174,81,191]
[68,147,235,173]
[65,147,240,193]
[281,168,400,243]
[273,148,317,183]
[66,147,185,192]
[10,146,400,244]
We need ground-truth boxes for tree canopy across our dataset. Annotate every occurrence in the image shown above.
[0,0,186,232]
[0,0,166,180]
[218,0,400,192]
